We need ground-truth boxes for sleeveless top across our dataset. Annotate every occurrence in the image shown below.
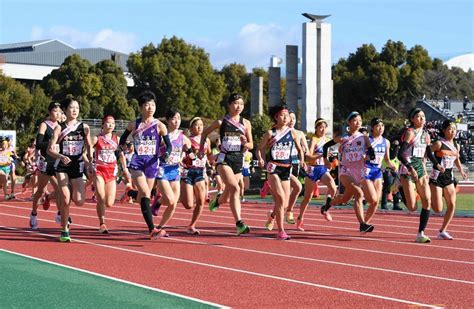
[220,115,245,154]
[94,134,119,167]
[38,120,58,163]
[268,127,294,166]
[0,149,12,167]
[401,127,430,161]
[132,118,161,157]
[311,136,330,166]
[160,130,184,166]
[58,122,85,162]
[183,135,208,169]
[366,135,387,168]
[339,132,367,167]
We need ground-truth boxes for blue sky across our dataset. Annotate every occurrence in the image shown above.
[0,0,472,70]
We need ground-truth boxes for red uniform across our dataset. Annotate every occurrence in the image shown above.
[94,134,118,183]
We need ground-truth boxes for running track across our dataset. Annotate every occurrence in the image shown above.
[0,188,473,307]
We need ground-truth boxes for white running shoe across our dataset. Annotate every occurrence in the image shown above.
[437,231,453,240]
[29,213,38,230]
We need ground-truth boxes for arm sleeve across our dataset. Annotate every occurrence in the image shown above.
[425,145,440,170]
[366,146,376,161]
[397,141,411,168]
[323,139,337,159]
[119,129,131,146]
[162,134,172,157]
[36,133,47,151]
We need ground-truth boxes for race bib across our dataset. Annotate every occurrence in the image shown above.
[157,166,165,178]
[216,153,226,164]
[222,136,241,152]
[344,151,362,163]
[271,144,291,161]
[136,140,157,156]
[63,141,83,156]
[266,162,276,173]
[413,144,425,158]
[167,150,181,165]
[430,169,440,180]
[192,157,206,168]
[441,156,455,169]
[37,157,47,172]
[98,149,116,164]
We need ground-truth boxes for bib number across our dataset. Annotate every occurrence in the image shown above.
[216,153,226,164]
[222,136,241,152]
[64,141,83,156]
[98,149,116,163]
[137,140,156,156]
[266,162,276,173]
[271,145,291,161]
[37,158,47,172]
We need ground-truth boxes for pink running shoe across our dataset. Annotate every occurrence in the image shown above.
[277,231,291,240]
[260,181,270,198]
[296,218,304,231]
[322,211,333,222]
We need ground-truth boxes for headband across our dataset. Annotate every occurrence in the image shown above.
[409,108,422,119]
[346,111,360,122]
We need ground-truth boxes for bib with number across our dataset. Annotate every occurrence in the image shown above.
[98,149,116,163]
[136,140,157,156]
[271,144,292,161]
[222,135,241,152]
[63,141,84,156]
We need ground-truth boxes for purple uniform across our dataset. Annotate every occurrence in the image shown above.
[129,118,161,179]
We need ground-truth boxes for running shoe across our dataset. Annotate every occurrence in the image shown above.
[99,224,109,234]
[437,231,453,240]
[209,193,221,212]
[186,227,200,235]
[321,206,333,221]
[285,211,295,224]
[59,230,71,242]
[296,218,304,231]
[359,222,375,233]
[55,212,61,224]
[236,223,250,235]
[265,210,275,231]
[42,194,50,211]
[277,230,291,240]
[151,199,161,216]
[29,213,38,230]
[150,228,168,240]
[10,193,15,199]
[4,194,11,201]
[415,234,431,243]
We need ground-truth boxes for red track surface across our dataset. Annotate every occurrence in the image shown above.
[1,187,473,308]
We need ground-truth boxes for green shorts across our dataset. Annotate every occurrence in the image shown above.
[401,158,425,182]
[0,165,11,175]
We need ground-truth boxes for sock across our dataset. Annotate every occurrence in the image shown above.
[140,197,155,232]
[128,190,138,199]
[31,212,37,216]
[418,208,431,233]
[322,196,333,212]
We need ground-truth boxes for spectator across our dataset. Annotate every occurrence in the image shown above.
[444,95,450,110]
[463,96,470,110]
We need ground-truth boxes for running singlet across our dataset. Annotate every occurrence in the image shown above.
[0,149,12,167]
[430,139,458,181]
[268,127,294,165]
[38,120,58,162]
[58,122,85,162]
[183,136,207,169]
[312,136,330,166]
[160,130,183,166]
[95,134,119,167]
[399,128,430,175]
[219,115,245,153]
[132,118,161,157]
[366,136,387,168]
[339,132,367,166]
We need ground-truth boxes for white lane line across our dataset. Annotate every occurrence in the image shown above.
[0,226,444,308]
[0,248,227,308]
[2,203,474,255]
[1,214,473,285]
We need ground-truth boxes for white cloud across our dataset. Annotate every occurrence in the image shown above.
[192,22,300,70]
[30,26,137,53]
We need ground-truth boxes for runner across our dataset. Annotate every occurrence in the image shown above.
[241,149,253,202]
[257,105,305,240]
[363,118,396,224]
[0,137,14,200]
[201,93,253,235]
[21,138,38,195]
[47,98,93,242]
[29,102,62,230]
[118,90,172,239]
[6,137,18,199]
[285,110,308,225]
[181,116,212,235]
[296,118,337,231]
[398,107,441,243]
[322,111,378,233]
[429,120,468,240]
[92,115,126,234]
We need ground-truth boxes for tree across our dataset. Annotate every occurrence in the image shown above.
[219,63,250,116]
[41,54,100,117]
[250,113,272,146]
[127,36,226,119]
[90,60,135,119]
[368,62,399,113]
[380,40,407,67]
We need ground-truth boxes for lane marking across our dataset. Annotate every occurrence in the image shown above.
[0,226,445,308]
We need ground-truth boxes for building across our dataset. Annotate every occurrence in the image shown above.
[0,39,134,89]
